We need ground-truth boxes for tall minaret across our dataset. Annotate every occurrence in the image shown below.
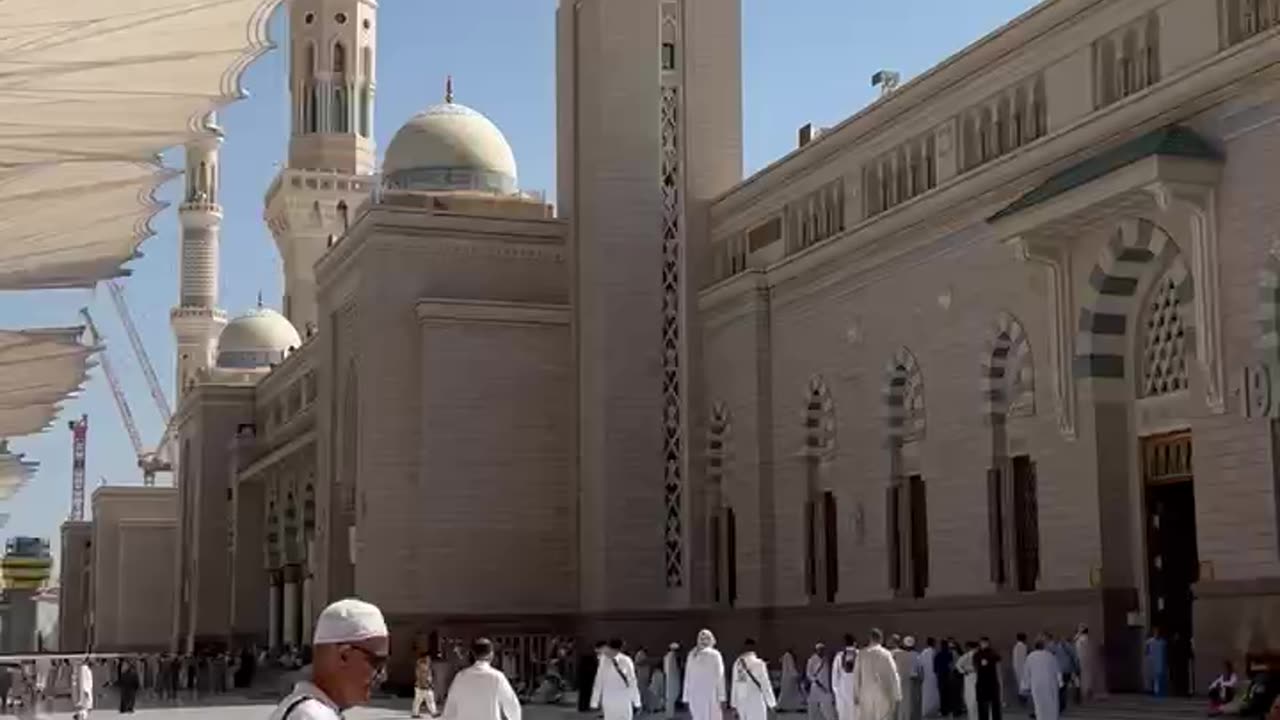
[264,0,378,337]
[170,115,229,400]
[558,0,743,611]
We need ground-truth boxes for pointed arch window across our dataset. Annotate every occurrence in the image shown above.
[333,86,349,133]
[333,42,347,74]
[308,85,320,133]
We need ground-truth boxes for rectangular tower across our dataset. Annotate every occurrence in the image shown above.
[557,0,742,611]
[265,0,378,337]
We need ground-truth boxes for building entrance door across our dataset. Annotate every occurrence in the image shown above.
[1141,431,1198,696]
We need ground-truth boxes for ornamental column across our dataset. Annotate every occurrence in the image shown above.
[268,570,282,650]
[283,565,300,647]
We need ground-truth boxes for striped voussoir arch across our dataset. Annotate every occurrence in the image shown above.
[802,376,836,458]
[980,311,1032,424]
[1259,254,1280,364]
[1075,218,1194,384]
[884,347,924,443]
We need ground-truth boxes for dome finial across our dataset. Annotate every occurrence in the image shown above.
[445,75,454,104]
[256,291,263,308]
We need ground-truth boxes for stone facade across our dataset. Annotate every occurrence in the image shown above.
[57,521,91,652]
[66,0,1280,695]
[698,0,1280,689]
[172,383,256,651]
[89,487,178,651]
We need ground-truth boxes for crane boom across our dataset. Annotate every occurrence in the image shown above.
[80,308,145,458]
[67,415,88,521]
[105,280,172,422]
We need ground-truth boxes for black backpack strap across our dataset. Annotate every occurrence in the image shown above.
[282,694,316,719]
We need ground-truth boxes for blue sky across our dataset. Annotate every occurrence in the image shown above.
[0,0,1039,567]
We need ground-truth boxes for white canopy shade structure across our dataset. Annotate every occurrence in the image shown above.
[0,327,97,437]
[0,445,41,502]
[0,0,281,501]
[0,0,279,289]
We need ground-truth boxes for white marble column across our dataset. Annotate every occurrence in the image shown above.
[268,574,281,650]
[283,569,300,648]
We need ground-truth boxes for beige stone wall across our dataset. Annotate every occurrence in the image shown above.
[312,203,571,617]
[697,0,1280,689]
[58,521,92,652]
[560,0,742,613]
[1188,108,1280,582]
[173,384,255,649]
[411,311,574,613]
[90,488,177,651]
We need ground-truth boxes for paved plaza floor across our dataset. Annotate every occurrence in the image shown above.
[4,692,1205,720]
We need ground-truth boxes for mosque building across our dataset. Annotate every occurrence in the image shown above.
[60,0,1280,693]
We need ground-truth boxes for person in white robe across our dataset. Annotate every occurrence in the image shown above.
[955,643,977,720]
[1019,640,1061,720]
[807,644,836,720]
[442,639,522,720]
[778,650,807,712]
[664,643,684,719]
[1073,625,1093,703]
[683,630,726,720]
[732,640,778,720]
[918,639,939,718]
[592,639,643,720]
[832,635,859,720]
[73,658,94,720]
[853,629,902,720]
[892,637,921,720]
[1009,635,1028,707]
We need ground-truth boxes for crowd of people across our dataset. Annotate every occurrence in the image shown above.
[0,646,265,717]
[256,601,1212,720]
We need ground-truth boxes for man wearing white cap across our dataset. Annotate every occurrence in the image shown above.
[269,598,390,720]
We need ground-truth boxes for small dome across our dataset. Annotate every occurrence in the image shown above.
[383,88,518,195]
[216,306,301,370]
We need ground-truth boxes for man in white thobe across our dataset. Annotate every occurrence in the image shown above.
[664,643,683,719]
[683,630,726,720]
[1019,640,1060,720]
[853,629,901,720]
[592,639,642,720]
[731,640,777,720]
[73,658,94,720]
[807,644,836,720]
[443,638,522,720]
[1009,634,1027,707]
[892,637,921,720]
[919,639,939,718]
[832,635,859,720]
[1073,625,1093,702]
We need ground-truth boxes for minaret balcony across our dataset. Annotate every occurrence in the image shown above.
[170,306,228,336]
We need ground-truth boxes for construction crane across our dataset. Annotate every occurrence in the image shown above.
[105,279,176,469]
[80,308,171,486]
[67,415,87,521]
[105,280,172,422]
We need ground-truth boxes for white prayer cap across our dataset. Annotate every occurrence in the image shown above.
[313,598,388,646]
[669,642,680,651]
[903,636,916,649]
[696,629,716,647]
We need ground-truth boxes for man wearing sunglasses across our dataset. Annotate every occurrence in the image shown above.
[270,598,390,719]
